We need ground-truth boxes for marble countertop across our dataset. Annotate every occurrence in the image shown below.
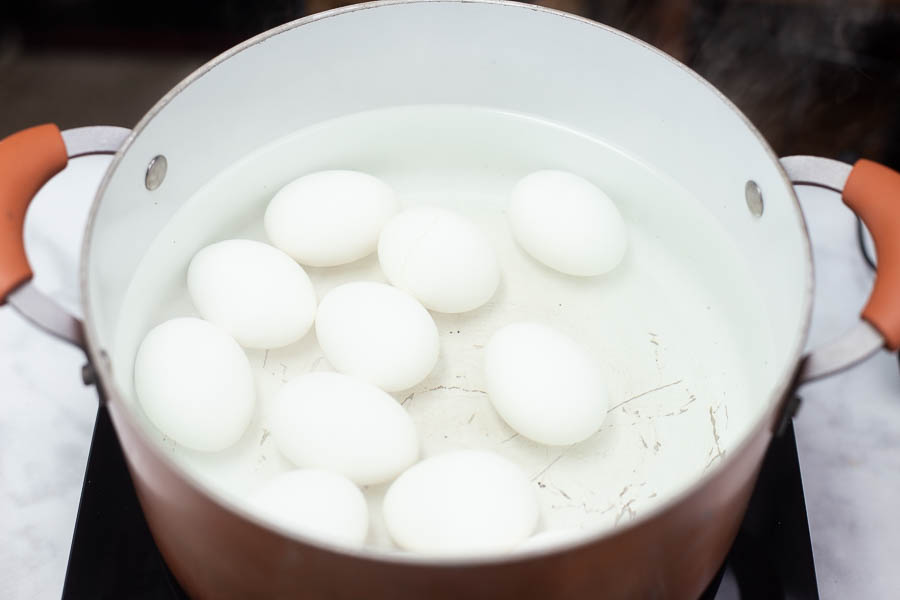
[1,156,898,599]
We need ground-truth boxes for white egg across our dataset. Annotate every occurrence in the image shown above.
[248,470,369,549]
[271,372,419,485]
[187,239,317,349]
[516,528,585,552]
[134,317,255,452]
[264,170,398,267]
[383,450,539,555]
[508,170,627,276]
[377,206,500,313]
[484,322,608,446]
[315,282,439,391]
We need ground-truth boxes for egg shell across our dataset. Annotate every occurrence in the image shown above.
[377,206,500,313]
[264,170,398,267]
[248,469,369,549]
[484,322,608,446]
[315,282,439,392]
[134,317,255,452]
[508,170,627,276]
[383,450,539,555]
[187,239,317,349]
[271,372,419,485]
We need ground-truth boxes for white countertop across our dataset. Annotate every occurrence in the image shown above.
[794,184,900,598]
[0,156,897,599]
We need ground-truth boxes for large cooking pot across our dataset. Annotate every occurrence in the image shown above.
[3,1,899,598]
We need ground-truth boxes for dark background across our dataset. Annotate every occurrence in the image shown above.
[1,0,899,167]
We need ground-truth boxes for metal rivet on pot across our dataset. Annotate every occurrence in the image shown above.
[745,180,764,217]
[145,155,167,191]
[81,363,97,386]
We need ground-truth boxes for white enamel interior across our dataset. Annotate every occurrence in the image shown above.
[82,1,812,554]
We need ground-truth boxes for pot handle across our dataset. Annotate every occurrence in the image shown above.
[0,124,130,350]
[781,155,900,383]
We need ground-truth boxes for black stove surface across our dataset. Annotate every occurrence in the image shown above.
[62,407,818,599]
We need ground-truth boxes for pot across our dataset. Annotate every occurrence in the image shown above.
[2,1,899,598]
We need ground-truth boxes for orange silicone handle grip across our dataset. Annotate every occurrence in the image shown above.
[843,159,900,350]
[0,124,68,305]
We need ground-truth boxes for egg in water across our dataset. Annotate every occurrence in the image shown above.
[378,206,500,313]
[484,322,609,446]
[134,317,255,452]
[187,239,317,349]
[315,281,440,392]
[248,469,369,549]
[271,372,419,485]
[508,170,627,276]
[382,450,539,555]
[265,170,398,267]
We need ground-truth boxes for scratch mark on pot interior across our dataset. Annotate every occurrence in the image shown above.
[543,484,572,501]
[262,350,269,369]
[583,501,606,514]
[705,406,726,468]
[467,413,476,424]
[615,499,637,524]
[401,392,415,406]
[500,432,519,444]
[607,379,684,413]
[639,435,648,449]
[259,429,270,446]
[425,385,488,395]
[531,453,567,481]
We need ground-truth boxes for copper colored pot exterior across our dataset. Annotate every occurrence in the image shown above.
[107,394,776,599]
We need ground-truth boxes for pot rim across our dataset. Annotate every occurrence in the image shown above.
[79,0,815,566]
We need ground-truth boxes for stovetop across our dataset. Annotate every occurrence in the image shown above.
[61,407,818,600]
